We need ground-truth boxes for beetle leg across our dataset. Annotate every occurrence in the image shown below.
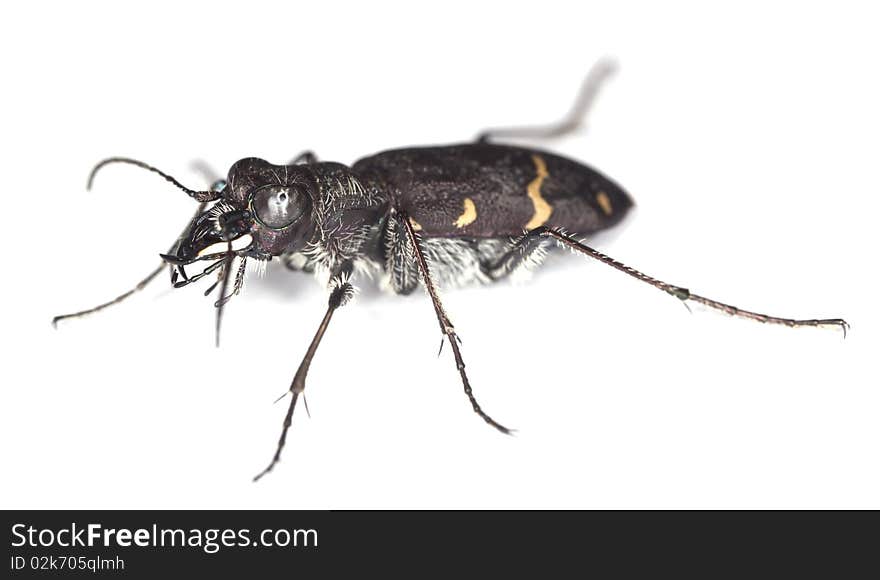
[481,234,554,281]
[282,252,316,273]
[52,202,207,326]
[170,258,226,288]
[516,226,849,335]
[476,58,617,143]
[210,248,234,348]
[210,253,249,347]
[214,256,248,307]
[399,211,512,434]
[290,151,318,165]
[253,272,356,481]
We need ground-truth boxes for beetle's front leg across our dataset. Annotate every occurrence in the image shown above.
[253,266,356,481]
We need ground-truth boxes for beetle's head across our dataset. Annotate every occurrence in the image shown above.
[172,158,318,265]
[87,156,319,280]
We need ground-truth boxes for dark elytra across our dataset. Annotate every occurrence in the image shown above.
[352,143,632,237]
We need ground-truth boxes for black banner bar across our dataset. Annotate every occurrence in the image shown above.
[2,510,875,576]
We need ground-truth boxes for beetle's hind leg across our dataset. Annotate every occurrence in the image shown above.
[514,226,849,334]
[479,235,555,281]
[476,57,617,143]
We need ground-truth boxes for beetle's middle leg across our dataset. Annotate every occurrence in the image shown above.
[476,57,617,143]
[398,211,512,434]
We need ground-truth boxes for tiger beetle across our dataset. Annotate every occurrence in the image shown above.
[53,60,848,481]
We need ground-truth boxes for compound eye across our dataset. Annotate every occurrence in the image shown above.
[251,184,306,229]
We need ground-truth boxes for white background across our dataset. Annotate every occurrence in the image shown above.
[2,1,877,509]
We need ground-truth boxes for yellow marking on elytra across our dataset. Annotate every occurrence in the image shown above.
[409,217,423,231]
[525,155,553,230]
[596,191,613,216]
[453,198,477,228]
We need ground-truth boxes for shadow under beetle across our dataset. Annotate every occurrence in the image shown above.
[53,60,848,481]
